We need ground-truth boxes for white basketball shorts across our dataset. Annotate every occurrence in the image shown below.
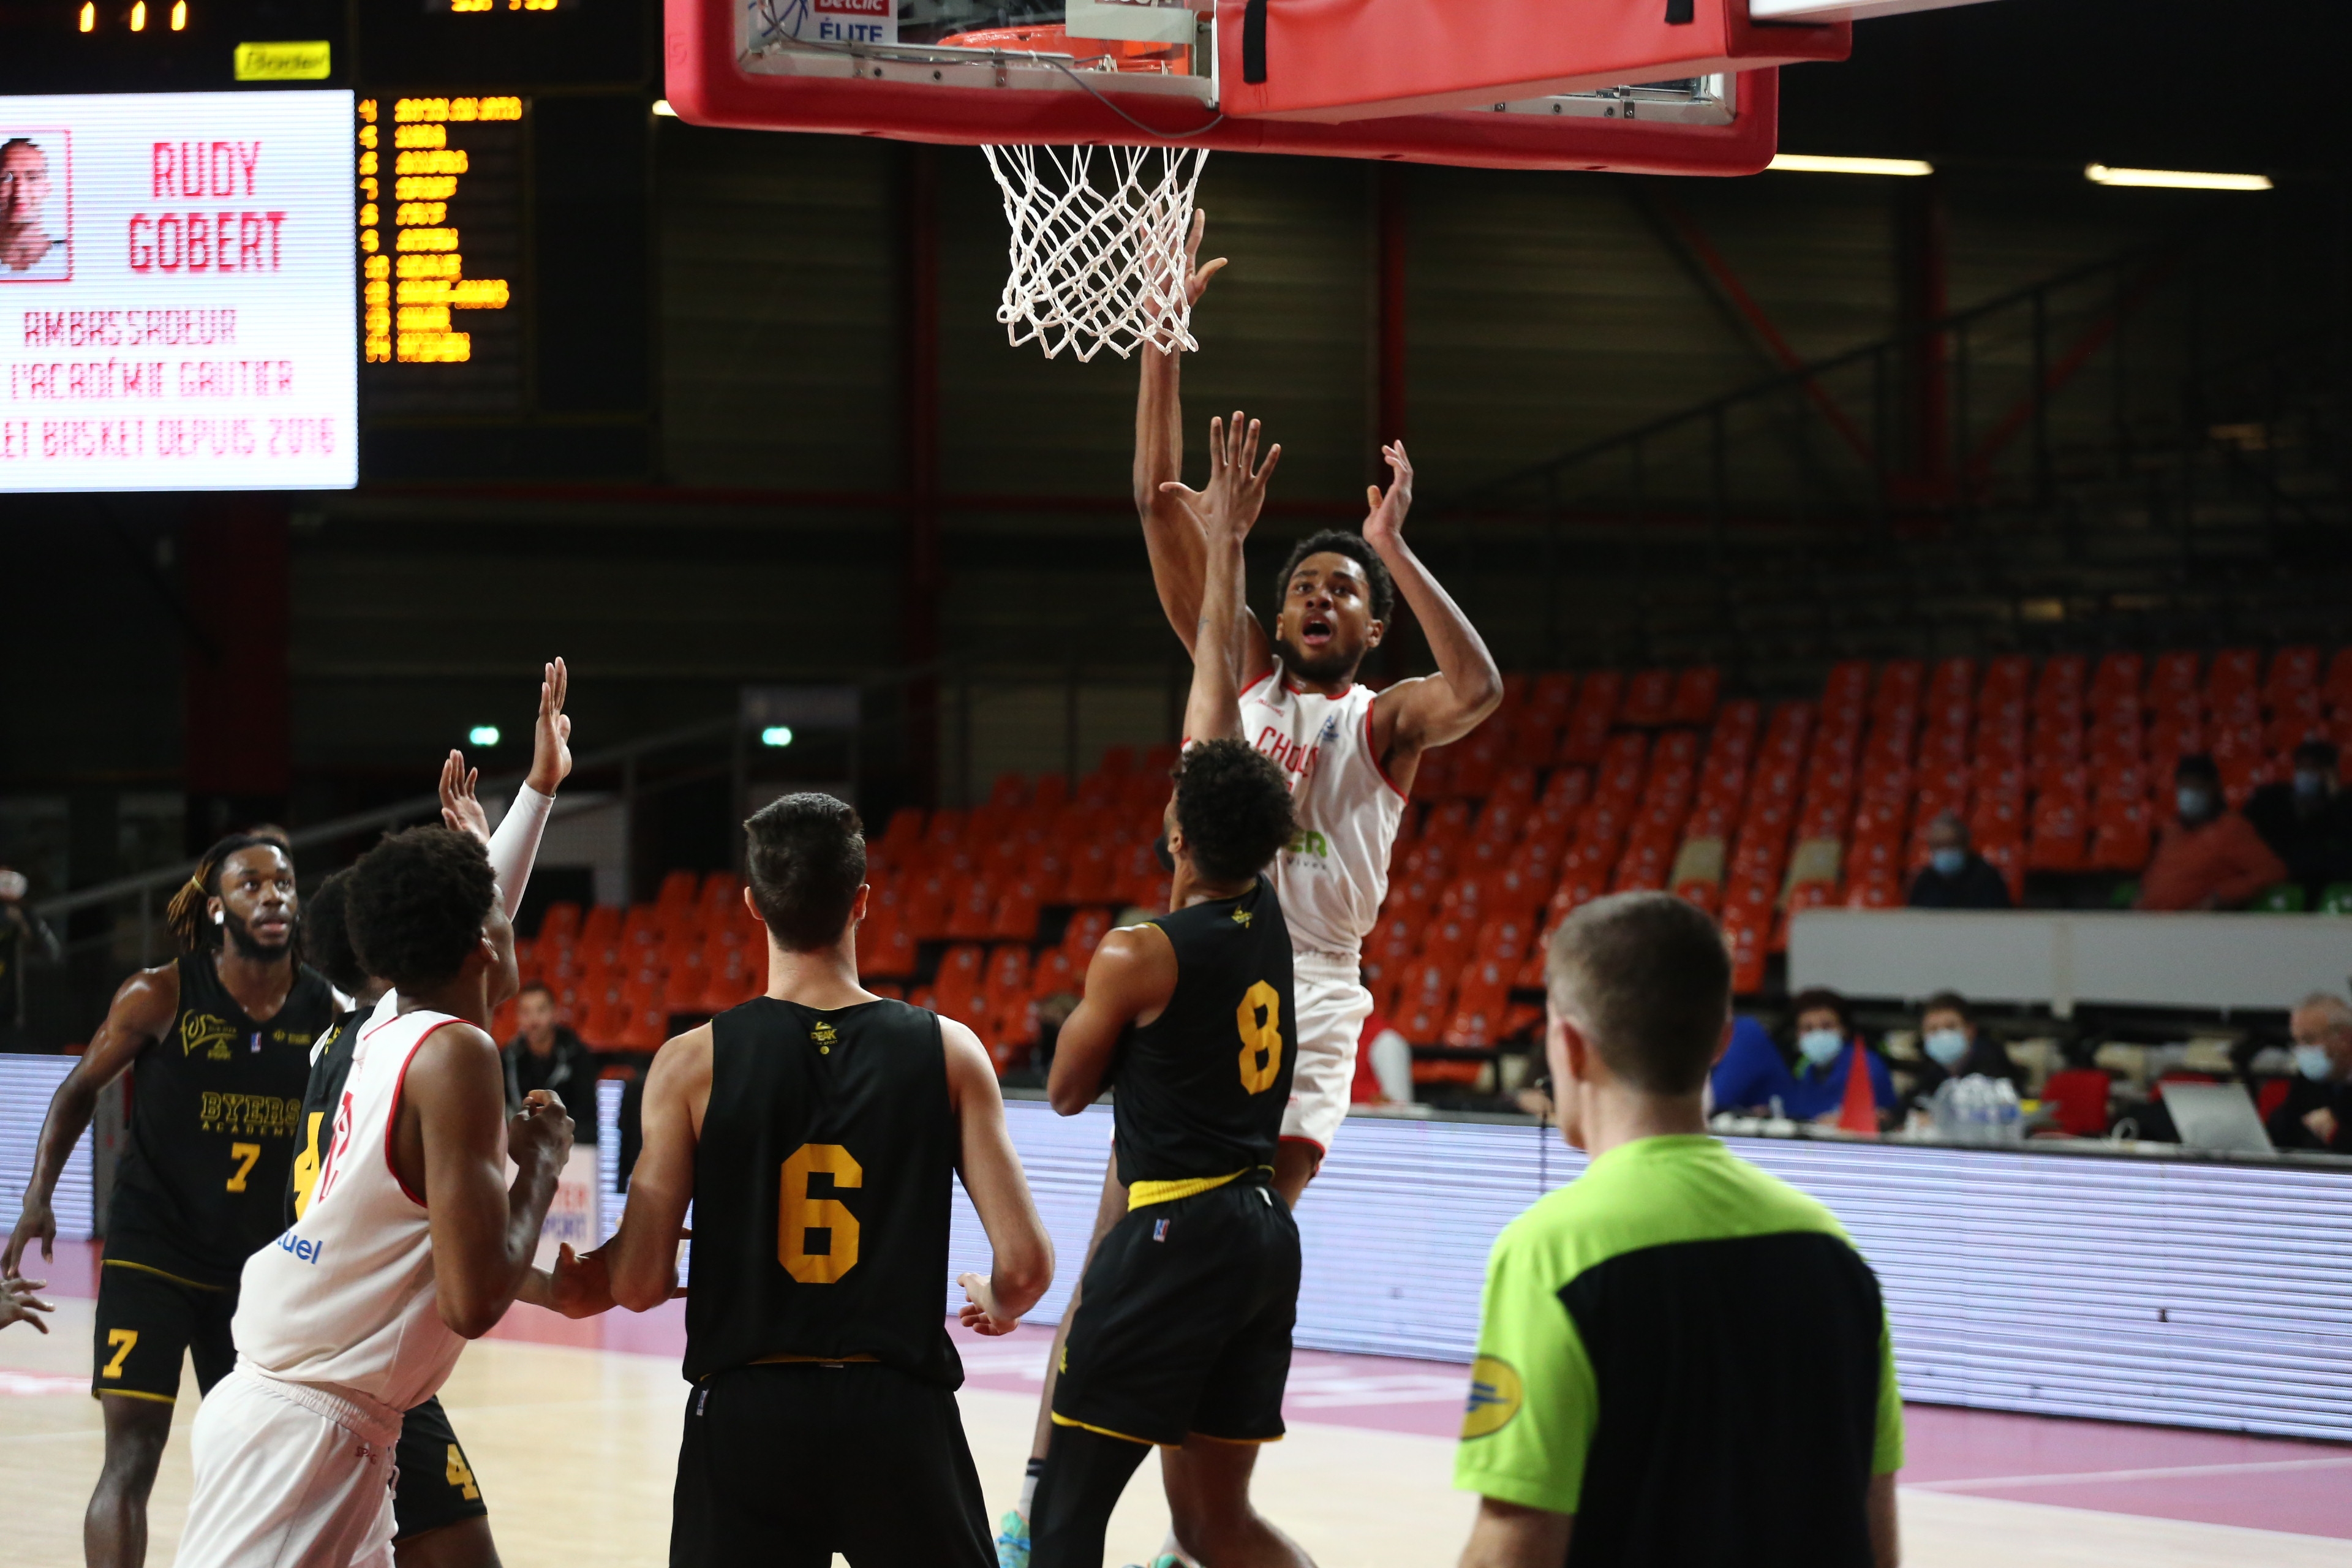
[175,1362,400,1568]
[1281,951,1374,1156]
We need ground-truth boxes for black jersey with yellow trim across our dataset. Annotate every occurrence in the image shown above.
[107,953,336,1287]
[1110,875,1297,1202]
[287,1003,369,1228]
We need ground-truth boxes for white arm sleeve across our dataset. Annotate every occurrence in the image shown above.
[487,785,555,919]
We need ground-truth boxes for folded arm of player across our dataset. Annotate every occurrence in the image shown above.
[1362,442,1504,779]
[400,1024,575,1338]
[1048,923,1180,1118]
[942,1018,1054,1335]
[1134,216,1275,683]
[439,657,573,919]
[1,964,178,1280]
[1163,411,1280,745]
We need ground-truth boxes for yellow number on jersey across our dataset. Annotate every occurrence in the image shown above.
[777,1144,863,1284]
[446,1443,481,1501]
[225,1142,262,1193]
[290,1113,326,1218]
[1237,981,1284,1095]
[102,1329,137,1379]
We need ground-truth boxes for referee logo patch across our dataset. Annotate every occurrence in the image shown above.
[1461,1355,1523,1439]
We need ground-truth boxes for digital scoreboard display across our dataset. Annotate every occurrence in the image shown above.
[0,90,356,491]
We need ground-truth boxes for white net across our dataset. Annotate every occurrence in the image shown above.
[981,143,1210,363]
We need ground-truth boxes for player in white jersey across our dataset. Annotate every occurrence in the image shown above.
[175,826,572,1568]
[996,221,1502,1568]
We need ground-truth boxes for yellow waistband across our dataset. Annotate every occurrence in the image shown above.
[1126,1166,1270,1212]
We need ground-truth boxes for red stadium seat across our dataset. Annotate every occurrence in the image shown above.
[944,876,998,941]
[931,944,987,1025]
[1028,944,1080,1001]
[1668,666,1721,726]
[990,881,1042,943]
[1061,907,1114,960]
[2026,791,2086,872]
[1621,668,1674,727]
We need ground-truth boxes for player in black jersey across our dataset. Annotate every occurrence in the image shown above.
[541,790,1056,1567]
[4,831,331,1568]
[1028,414,1317,1568]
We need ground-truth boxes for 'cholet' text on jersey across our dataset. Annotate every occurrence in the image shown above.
[1238,658,1406,960]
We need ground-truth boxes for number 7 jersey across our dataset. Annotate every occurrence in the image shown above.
[682,997,962,1389]
[1111,875,1298,1197]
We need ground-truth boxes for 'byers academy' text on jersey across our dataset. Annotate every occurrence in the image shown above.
[1114,875,1298,1198]
[684,997,962,1389]
[1240,658,1406,960]
[108,953,336,1287]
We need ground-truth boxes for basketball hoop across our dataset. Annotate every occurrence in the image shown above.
[981,140,1209,363]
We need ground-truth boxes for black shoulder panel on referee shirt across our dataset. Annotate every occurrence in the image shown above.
[1112,874,1297,1188]
[684,996,961,1388]
[107,954,337,1286]
[1561,1229,1887,1568]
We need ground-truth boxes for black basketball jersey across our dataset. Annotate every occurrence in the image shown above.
[683,996,963,1389]
[107,952,337,1286]
[287,1005,368,1229]
[1112,875,1298,1195]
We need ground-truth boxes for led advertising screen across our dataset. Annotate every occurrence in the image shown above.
[0,89,356,492]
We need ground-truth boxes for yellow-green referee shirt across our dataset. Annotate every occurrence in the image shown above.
[1454,1135,1904,1567]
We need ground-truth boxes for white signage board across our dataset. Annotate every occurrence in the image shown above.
[0,90,357,492]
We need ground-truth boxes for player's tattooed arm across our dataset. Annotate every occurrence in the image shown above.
[2,963,176,1279]
[1363,441,1504,785]
[942,1018,1054,1334]
[1049,924,1180,1116]
[585,1024,709,1316]
[1165,412,1281,744]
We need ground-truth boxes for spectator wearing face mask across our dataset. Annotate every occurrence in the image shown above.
[2269,992,2352,1154]
[1904,813,2013,910]
[2241,741,2352,908]
[1782,987,1898,1127]
[2135,754,2288,911]
[1708,1014,1800,1117]
[1904,990,2025,1099]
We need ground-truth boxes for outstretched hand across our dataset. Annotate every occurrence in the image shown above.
[440,751,488,845]
[1159,411,1281,546]
[1362,440,1414,555]
[957,1270,1020,1336]
[0,1275,54,1333]
[526,657,573,797]
[1180,209,1226,308]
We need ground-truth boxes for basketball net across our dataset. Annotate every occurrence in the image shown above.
[980,143,1209,363]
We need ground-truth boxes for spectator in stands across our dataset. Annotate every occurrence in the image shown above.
[502,979,599,1143]
[1784,987,1898,1128]
[2270,992,2352,1154]
[1904,812,2012,910]
[2135,754,2288,911]
[2242,740,2352,907]
[1707,1014,1798,1117]
[1904,990,2026,1099]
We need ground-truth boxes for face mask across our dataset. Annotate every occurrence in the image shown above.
[2294,770,2326,802]
[2176,786,2213,822]
[1929,848,1966,878]
[1798,1029,1844,1068]
[2294,1044,2335,1082]
[1923,1029,1970,1069]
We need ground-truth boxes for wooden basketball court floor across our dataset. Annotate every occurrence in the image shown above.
[5,1241,2347,1567]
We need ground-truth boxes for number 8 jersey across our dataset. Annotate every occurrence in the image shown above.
[682,997,962,1389]
[1111,876,1298,1200]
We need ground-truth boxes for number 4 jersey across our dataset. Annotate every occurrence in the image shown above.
[682,997,963,1388]
[1112,875,1298,1200]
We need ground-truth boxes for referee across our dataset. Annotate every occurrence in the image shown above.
[1454,892,1903,1568]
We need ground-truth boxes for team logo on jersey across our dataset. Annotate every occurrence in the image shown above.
[809,1020,838,1055]
[1231,907,1253,927]
[179,1012,238,1060]
[1460,1355,1524,1439]
[199,1091,300,1137]
[1319,714,1341,744]
[1286,827,1329,860]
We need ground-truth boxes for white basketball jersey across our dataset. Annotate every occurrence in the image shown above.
[232,1006,467,1412]
[1238,657,1406,959]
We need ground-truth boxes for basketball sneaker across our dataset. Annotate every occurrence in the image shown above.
[995,1509,1031,1568]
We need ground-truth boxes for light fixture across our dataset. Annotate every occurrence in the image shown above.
[760,725,794,748]
[468,725,501,747]
[1766,153,1933,177]
[170,0,184,28]
[129,0,145,28]
[79,2,94,29]
[651,99,679,118]
[2085,164,2271,192]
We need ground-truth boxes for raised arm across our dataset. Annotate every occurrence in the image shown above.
[398,1023,574,1337]
[1363,442,1505,782]
[941,1018,1054,1334]
[1163,413,1280,744]
[1048,923,1178,1115]
[2,965,176,1278]
[441,657,572,919]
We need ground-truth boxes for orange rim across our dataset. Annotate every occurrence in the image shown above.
[937,23,1189,72]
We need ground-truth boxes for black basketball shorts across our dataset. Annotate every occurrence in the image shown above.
[394,1395,491,1540]
[90,1258,238,1404]
[1051,1175,1302,1449]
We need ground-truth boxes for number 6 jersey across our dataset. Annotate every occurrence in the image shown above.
[683,997,962,1389]
[1111,876,1298,1202]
